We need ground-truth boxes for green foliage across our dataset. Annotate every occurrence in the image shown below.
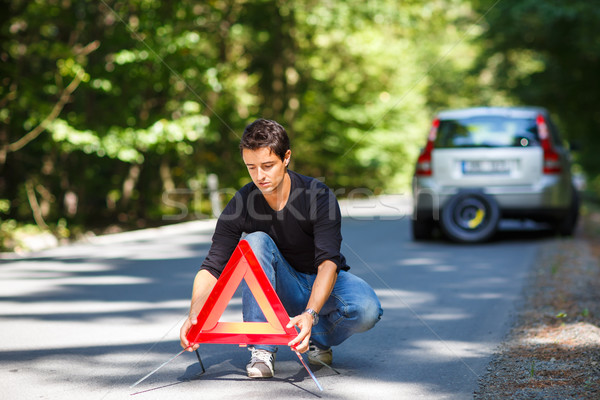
[0,219,48,252]
[0,0,490,242]
[472,0,600,185]
[581,308,590,318]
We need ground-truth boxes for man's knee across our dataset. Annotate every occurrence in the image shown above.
[355,297,383,332]
[336,273,383,333]
[243,231,274,254]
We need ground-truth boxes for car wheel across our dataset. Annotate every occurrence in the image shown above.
[412,217,434,241]
[440,191,500,243]
[554,188,580,236]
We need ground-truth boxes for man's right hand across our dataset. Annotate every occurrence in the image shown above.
[180,315,200,351]
[181,269,218,351]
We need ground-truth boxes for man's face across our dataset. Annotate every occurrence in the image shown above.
[242,147,291,195]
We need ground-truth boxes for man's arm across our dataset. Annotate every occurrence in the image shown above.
[180,189,245,350]
[179,269,218,351]
[287,260,338,353]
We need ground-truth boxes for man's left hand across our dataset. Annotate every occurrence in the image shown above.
[286,312,313,353]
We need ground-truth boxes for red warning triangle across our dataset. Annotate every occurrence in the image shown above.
[186,239,298,346]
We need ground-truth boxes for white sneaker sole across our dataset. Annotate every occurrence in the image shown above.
[246,366,274,378]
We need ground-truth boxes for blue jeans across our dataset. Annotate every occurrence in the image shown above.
[241,231,383,353]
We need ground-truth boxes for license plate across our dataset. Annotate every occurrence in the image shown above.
[462,160,512,175]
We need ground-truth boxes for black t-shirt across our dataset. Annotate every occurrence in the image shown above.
[200,170,349,278]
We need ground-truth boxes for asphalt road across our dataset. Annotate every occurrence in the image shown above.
[0,204,552,400]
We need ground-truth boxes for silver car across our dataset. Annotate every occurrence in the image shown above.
[412,106,579,242]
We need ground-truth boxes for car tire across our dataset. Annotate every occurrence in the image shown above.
[412,217,434,241]
[440,191,500,243]
[554,188,580,236]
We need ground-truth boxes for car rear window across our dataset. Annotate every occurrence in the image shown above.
[435,116,540,148]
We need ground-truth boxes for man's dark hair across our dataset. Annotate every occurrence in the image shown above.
[239,119,290,161]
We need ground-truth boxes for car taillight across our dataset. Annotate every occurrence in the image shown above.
[415,118,439,177]
[536,114,561,174]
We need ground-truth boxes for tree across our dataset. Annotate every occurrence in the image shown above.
[472,0,600,189]
[0,0,481,246]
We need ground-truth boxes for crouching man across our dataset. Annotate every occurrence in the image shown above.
[180,118,383,378]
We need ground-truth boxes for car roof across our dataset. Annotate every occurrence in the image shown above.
[437,106,548,120]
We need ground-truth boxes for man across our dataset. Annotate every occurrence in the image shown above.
[180,118,383,378]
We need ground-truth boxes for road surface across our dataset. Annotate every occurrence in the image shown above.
[0,201,551,399]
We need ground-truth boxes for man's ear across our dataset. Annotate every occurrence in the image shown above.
[284,149,291,166]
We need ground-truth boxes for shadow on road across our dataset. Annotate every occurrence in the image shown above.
[0,218,557,399]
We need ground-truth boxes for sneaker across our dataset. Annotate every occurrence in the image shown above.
[246,348,275,378]
[308,342,332,366]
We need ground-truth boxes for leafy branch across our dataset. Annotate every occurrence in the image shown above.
[0,40,100,163]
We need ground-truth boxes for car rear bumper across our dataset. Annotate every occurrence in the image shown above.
[413,175,572,220]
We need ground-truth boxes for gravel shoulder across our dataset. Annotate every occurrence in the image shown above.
[475,210,600,399]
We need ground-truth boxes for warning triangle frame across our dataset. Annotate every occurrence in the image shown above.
[186,239,297,346]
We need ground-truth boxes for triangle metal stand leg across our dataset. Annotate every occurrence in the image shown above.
[195,350,206,375]
[293,350,323,392]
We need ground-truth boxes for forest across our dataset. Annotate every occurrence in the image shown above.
[1,0,599,250]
